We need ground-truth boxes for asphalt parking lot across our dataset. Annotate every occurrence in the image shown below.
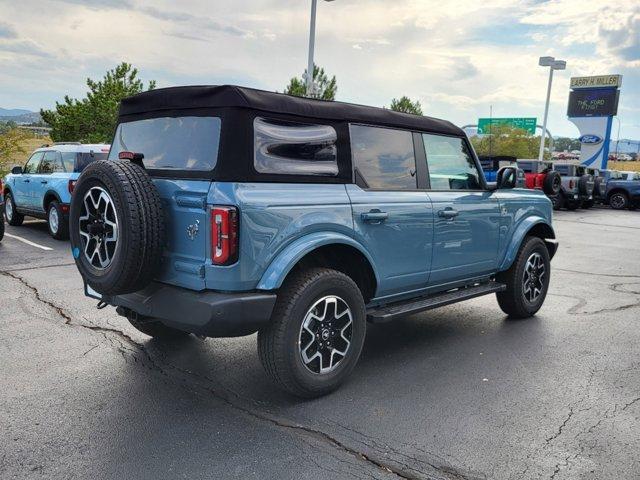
[1,208,639,480]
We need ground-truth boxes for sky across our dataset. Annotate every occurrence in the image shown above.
[0,0,638,139]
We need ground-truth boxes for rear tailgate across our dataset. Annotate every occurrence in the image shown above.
[108,115,223,291]
[152,179,212,291]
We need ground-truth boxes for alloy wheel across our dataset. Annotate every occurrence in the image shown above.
[522,252,546,303]
[610,194,626,209]
[78,186,119,269]
[298,295,353,374]
[5,195,13,221]
[49,206,59,234]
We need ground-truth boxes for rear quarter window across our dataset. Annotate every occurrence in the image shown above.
[62,152,108,172]
[109,116,221,171]
[253,117,338,176]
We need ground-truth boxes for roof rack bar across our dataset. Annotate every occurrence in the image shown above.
[52,142,82,145]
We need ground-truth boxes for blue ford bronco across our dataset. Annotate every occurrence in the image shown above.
[3,143,109,239]
[70,86,557,397]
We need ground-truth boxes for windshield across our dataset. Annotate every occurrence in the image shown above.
[109,116,221,171]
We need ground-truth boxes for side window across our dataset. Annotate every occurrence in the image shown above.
[254,117,338,176]
[61,152,76,172]
[422,134,482,190]
[23,152,44,174]
[350,125,416,189]
[39,151,64,174]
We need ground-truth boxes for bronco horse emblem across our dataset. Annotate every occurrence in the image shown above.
[186,220,200,240]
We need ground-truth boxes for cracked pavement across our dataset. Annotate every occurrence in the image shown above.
[1,209,639,479]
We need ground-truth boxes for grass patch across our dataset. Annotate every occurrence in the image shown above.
[609,161,640,172]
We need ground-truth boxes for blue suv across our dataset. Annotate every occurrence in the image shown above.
[2,143,109,239]
[605,170,640,210]
[69,86,557,397]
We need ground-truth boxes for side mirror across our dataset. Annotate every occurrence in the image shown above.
[497,166,519,189]
[11,166,23,175]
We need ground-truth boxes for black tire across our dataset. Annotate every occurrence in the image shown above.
[4,192,24,226]
[0,213,4,241]
[566,201,579,211]
[581,199,594,209]
[47,200,69,240]
[496,236,551,319]
[578,174,594,196]
[551,193,563,210]
[127,314,189,339]
[609,192,629,210]
[594,177,605,197]
[258,268,366,398]
[543,171,561,195]
[69,160,165,296]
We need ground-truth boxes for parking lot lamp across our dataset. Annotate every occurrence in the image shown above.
[538,56,566,161]
[306,0,335,97]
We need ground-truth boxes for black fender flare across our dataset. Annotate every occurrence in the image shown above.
[42,190,63,211]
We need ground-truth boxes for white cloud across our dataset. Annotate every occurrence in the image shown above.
[0,0,637,138]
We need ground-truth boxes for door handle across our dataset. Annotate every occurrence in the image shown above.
[361,210,388,223]
[23,179,30,183]
[438,208,459,219]
[41,181,48,184]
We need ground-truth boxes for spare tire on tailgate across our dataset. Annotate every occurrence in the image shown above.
[69,160,164,296]
[594,176,605,197]
[578,174,595,196]
[543,171,561,195]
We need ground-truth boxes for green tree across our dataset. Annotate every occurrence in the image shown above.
[284,64,337,100]
[389,96,423,115]
[0,127,32,174]
[470,125,550,159]
[40,63,155,143]
[553,136,581,152]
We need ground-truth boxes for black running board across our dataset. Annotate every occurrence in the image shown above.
[367,282,506,323]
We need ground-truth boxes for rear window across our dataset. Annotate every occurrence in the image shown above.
[109,116,221,171]
[61,152,108,172]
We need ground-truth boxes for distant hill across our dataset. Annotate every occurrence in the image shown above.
[0,107,34,117]
[0,108,42,124]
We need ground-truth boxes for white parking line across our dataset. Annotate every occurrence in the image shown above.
[4,233,54,251]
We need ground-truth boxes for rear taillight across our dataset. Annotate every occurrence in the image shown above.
[68,179,77,194]
[211,206,239,265]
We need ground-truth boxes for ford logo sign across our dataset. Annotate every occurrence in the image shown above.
[579,134,603,145]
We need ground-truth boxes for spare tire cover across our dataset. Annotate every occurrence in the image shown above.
[69,160,165,296]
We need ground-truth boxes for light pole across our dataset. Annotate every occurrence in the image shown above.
[537,56,566,161]
[306,0,334,97]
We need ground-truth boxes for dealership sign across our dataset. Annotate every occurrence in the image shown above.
[570,75,622,89]
[477,117,537,135]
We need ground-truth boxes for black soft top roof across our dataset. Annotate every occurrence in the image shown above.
[119,85,464,137]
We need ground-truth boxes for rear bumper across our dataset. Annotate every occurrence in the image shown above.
[104,282,277,337]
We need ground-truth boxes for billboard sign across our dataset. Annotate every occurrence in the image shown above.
[477,117,537,135]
